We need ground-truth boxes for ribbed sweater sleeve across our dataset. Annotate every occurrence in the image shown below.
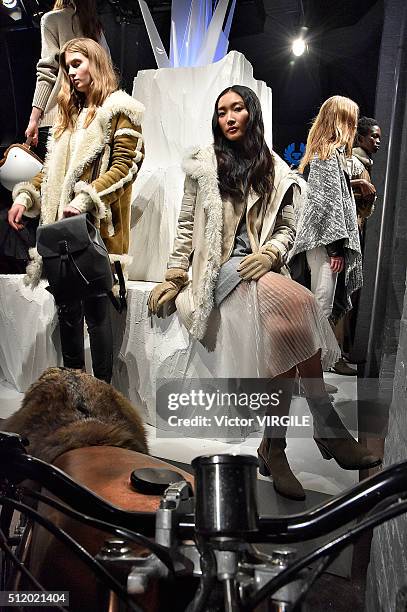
[32,15,60,111]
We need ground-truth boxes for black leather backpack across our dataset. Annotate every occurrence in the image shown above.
[36,214,126,312]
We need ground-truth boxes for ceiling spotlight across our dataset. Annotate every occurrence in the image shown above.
[292,37,307,57]
[2,0,18,8]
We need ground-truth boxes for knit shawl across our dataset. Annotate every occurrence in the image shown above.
[289,152,363,312]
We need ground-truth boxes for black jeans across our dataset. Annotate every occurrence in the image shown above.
[57,294,113,384]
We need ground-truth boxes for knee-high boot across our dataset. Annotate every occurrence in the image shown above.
[307,396,382,470]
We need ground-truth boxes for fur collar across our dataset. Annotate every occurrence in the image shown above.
[182,144,294,192]
[182,145,217,181]
[182,146,222,339]
[40,90,144,225]
[352,146,373,170]
[95,89,145,129]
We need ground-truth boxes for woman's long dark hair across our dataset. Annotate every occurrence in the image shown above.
[212,85,274,201]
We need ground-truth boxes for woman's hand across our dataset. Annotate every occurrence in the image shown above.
[25,107,42,147]
[148,281,179,316]
[148,268,189,316]
[63,206,81,217]
[330,256,344,273]
[8,204,26,230]
[238,249,279,281]
[25,119,39,147]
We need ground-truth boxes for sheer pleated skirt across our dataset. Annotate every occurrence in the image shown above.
[211,272,340,379]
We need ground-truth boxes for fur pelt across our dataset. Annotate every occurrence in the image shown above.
[2,367,148,464]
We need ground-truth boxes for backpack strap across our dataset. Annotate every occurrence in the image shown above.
[108,260,127,313]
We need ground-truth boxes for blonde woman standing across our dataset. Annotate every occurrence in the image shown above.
[25,0,109,158]
[290,96,362,325]
[9,38,144,384]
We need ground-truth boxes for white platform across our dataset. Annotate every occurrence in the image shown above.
[0,374,357,498]
[0,274,358,497]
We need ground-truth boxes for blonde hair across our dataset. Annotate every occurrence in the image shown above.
[54,38,118,139]
[299,95,359,173]
[53,1,102,41]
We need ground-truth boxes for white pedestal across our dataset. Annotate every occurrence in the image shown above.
[111,281,216,423]
[0,276,213,414]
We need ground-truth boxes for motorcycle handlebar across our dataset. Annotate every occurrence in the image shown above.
[1,433,406,544]
[255,460,407,542]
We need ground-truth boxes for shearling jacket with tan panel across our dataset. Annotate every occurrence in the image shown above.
[167,145,301,340]
[13,90,144,287]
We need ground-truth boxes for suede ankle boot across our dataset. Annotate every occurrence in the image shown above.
[307,397,382,470]
[257,436,305,500]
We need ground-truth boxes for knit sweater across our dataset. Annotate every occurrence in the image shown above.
[33,7,109,128]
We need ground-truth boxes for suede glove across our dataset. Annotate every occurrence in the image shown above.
[237,245,281,281]
[148,268,189,316]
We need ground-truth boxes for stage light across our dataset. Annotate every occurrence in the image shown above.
[292,37,306,57]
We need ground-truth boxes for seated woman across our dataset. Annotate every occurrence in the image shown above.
[148,85,381,501]
[8,38,144,384]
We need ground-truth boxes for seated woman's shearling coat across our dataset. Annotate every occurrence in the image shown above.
[168,145,301,340]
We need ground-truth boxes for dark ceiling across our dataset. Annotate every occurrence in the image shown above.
[0,0,383,155]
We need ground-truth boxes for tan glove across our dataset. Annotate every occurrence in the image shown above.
[148,268,189,316]
[237,245,281,281]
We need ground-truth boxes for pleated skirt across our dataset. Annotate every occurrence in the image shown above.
[210,271,340,379]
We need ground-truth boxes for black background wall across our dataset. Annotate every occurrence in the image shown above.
[364,7,407,600]
[354,0,407,385]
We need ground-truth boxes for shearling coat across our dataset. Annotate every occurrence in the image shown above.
[13,90,144,286]
[168,145,301,340]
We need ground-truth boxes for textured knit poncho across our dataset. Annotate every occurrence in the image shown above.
[289,150,362,313]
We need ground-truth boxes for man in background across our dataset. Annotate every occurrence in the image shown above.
[331,116,381,374]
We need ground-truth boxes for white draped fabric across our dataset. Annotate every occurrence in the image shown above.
[0,275,61,391]
[0,278,215,423]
